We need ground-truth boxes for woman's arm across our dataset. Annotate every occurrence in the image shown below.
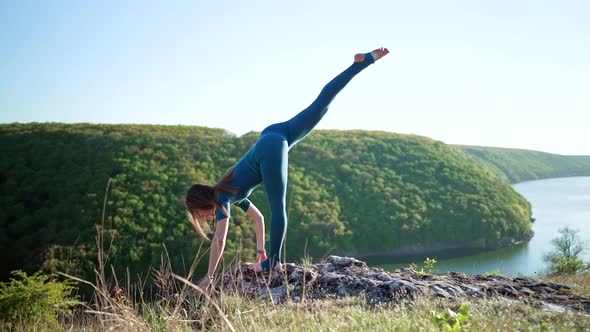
[198,218,229,290]
[246,204,266,262]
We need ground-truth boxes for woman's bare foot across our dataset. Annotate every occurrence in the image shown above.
[354,47,390,63]
[247,261,283,272]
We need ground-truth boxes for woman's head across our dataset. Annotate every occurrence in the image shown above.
[185,184,216,240]
[185,168,237,240]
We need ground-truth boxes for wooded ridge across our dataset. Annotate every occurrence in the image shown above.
[1,123,588,281]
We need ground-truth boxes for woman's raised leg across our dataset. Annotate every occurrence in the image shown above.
[285,48,389,147]
[247,48,389,272]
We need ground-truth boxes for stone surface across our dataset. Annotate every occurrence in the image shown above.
[217,255,590,313]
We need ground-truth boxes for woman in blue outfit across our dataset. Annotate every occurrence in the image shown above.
[185,48,389,290]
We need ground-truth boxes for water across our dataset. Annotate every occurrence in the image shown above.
[375,176,590,276]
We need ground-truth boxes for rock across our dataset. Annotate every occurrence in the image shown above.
[382,280,416,300]
[257,285,288,303]
[514,277,541,288]
[217,256,589,314]
[323,256,368,269]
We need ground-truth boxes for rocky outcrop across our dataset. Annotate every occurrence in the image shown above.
[218,256,590,314]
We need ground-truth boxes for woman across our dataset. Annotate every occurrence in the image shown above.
[186,47,389,290]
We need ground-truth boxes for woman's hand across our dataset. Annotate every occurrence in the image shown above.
[201,218,228,294]
[256,250,267,263]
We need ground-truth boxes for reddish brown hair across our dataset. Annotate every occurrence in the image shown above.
[185,168,237,240]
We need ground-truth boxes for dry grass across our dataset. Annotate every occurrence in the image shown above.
[542,270,590,298]
[5,293,590,332]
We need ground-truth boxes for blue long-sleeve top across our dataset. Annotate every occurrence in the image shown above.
[214,144,261,221]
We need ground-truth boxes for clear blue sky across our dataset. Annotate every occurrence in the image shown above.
[1,1,589,155]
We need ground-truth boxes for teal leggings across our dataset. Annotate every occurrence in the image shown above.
[259,53,375,270]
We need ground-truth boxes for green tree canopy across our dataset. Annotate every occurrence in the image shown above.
[2,123,576,282]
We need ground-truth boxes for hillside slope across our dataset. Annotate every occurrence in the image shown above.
[458,145,590,183]
[0,123,534,280]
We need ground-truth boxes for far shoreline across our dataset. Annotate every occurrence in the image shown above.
[337,236,531,266]
[349,176,590,270]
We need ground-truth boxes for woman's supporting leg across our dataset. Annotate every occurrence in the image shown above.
[285,48,388,147]
[257,134,289,270]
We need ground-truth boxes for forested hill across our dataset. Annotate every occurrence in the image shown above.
[1,123,533,281]
[457,145,590,183]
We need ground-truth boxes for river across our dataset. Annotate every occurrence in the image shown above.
[375,176,590,276]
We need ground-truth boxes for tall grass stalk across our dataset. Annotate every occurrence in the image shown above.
[172,273,236,332]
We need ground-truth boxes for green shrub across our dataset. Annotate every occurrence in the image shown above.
[545,255,588,275]
[0,270,80,328]
[544,227,589,275]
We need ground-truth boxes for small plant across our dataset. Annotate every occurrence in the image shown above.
[299,238,314,269]
[410,257,438,275]
[431,303,471,331]
[538,321,550,331]
[424,257,437,274]
[299,254,314,269]
[0,270,81,328]
[484,269,502,276]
